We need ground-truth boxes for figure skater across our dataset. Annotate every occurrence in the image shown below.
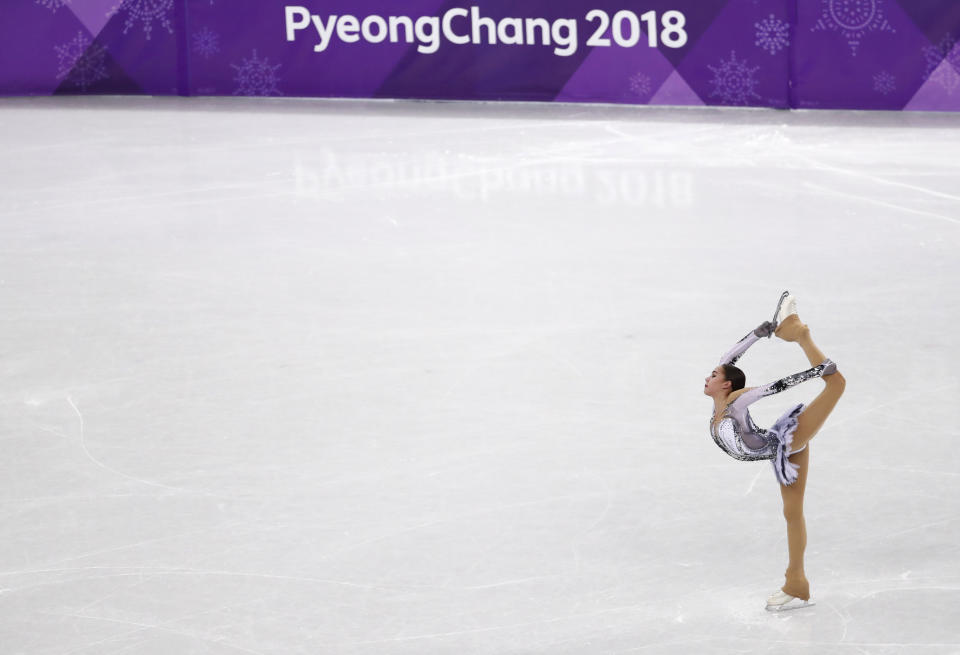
[703,292,846,612]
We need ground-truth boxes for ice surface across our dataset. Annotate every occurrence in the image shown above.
[1,96,958,654]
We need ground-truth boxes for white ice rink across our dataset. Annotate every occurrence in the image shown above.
[1,96,959,654]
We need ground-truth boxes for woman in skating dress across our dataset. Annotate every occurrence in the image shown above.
[703,293,846,611]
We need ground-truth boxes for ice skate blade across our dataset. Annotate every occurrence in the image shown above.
[765,598,815,612]
[771,290,790,326]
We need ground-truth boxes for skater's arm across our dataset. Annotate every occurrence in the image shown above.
[730,363,829,410]
[718,322,774,366]
[718,331,759,366]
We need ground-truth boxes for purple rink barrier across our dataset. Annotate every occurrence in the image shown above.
[1,0,958,111]
[0,0,182,96]
[794,1,960,111]
[191,0,791,107]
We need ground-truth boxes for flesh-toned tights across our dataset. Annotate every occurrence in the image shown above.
[775,315,846,600]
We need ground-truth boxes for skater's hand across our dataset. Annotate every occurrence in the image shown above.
[753,321,775,338]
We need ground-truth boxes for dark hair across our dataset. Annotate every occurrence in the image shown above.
[721,364,746,392]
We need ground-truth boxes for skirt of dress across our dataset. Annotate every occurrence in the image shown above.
[769,403,806,485]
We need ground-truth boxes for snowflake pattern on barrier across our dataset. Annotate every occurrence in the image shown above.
[755,14,790,55]
[35,0,71,12]
[811,0,894,56]
[628,72,652,99]
[193,27,220,59]
[55,31,109,91]
[232,50,283,96]
[922,36,960,96]
[708,51,761,105]
[109,0,174,40]
[873,71,895,95]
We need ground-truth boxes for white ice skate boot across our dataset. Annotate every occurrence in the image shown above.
[765,590,815,612]
[773,292,798,327]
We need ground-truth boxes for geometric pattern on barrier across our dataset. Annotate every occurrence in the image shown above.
[0,0,178,95]
[793,0,960,110]
[1,0,959,111]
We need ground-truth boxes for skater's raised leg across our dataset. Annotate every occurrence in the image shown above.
[775,301,846,452]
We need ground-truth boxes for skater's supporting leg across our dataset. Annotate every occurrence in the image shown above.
[779,445,811,600]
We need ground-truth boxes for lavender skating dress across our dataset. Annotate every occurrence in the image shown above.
[709,331,828,485]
